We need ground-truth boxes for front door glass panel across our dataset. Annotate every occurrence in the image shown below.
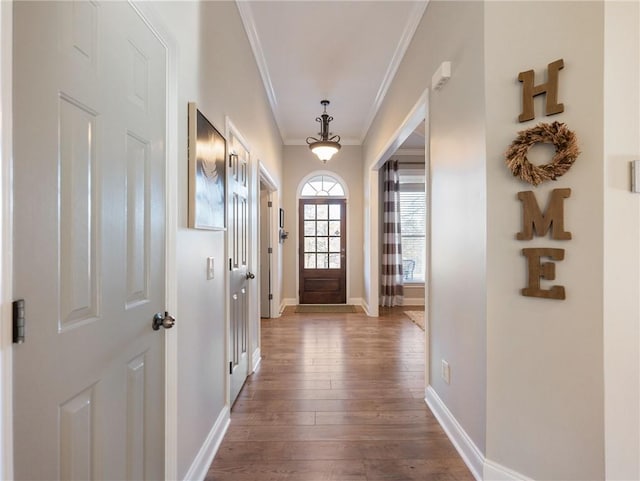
[303,202,342,269]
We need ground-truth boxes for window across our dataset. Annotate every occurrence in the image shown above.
[300,175,345,197]
[399,171,426,283]
[302,201,343,269]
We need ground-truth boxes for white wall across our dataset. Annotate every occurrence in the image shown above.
[281,145,363,304]
[150,2,282,478]
[603,2,640,479]
[484,2,605,479]
[363,0,488,455]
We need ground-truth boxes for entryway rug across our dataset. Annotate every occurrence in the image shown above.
[295,305,357,313]
[404,310,425,330]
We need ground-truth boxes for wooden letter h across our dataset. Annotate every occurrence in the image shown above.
[518,59,565,122]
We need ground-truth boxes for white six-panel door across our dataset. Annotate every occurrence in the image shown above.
[12,2,167,479]
[228,129,251,404]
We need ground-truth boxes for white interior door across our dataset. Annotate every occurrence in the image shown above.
[12,2,167,479]
[228,130,251,404]
[259,188,271,318]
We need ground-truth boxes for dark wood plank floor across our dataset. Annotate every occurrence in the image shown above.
[206,307,473,481]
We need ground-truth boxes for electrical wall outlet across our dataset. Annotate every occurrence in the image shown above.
[441,360,451,384]
[206,257,214,280]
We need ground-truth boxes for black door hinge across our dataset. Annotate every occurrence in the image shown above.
[229,361,233,375]
[229,258,232,271]
[267,247,273,254]
[13,299,25,344]
[268,294,273,300]
[268,201,272,208]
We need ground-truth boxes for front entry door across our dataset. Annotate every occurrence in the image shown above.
[228,131,251,403]
[299,199,347,304]
[13,3,167,479]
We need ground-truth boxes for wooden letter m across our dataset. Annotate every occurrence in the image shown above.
[517,188,572,241]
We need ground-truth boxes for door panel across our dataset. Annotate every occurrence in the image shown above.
[299,199,347,304]
[13,3,166,479]
[259,189,271,318]
[229,133,250,403]
[59,95,99,329]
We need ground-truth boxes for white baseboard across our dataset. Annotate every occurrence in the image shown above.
[182,405,230,481]
[252,347,261,372]
[348,297,364,308]
[403,297,425,306]
[361,298,374,316]
[425,387,531,481]
[425,387,484,481]
[280,298,296,313]
[483,460,532,481]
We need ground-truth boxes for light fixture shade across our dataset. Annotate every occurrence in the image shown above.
[309,141,341,162]
[306,100,341,162]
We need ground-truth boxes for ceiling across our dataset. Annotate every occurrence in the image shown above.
[237,1,428,146]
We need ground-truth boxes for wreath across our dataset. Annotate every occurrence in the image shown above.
[505,121,580,186]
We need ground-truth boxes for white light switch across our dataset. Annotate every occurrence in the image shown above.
[206,257,214,280]
[441,360,451,384]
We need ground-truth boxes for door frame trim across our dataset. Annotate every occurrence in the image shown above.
[0,1,14,478]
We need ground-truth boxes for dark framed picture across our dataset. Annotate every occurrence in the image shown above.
[279,208,285,228]
[188,102,226,230]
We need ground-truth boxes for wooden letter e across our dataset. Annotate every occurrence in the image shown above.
[521,248,566,300]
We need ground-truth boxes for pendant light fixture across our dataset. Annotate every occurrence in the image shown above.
[306,100,341,162]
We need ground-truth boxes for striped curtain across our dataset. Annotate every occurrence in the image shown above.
[380,160,404,307]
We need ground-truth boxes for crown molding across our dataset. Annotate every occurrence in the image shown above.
[237,1,428,147]
[359,1,429,143]
[235,1,286,142]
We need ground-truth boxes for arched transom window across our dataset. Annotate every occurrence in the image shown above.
[300,174,345,197]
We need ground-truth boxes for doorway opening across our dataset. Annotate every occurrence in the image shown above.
[297,173,348,304]
[378,124,427,308]
[377,127,427,347]
[258,162,278,319]
[367,90,429,385]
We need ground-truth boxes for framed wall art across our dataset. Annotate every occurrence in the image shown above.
[188,102,226,230]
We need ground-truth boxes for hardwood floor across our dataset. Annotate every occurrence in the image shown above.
[206,307,473,481]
